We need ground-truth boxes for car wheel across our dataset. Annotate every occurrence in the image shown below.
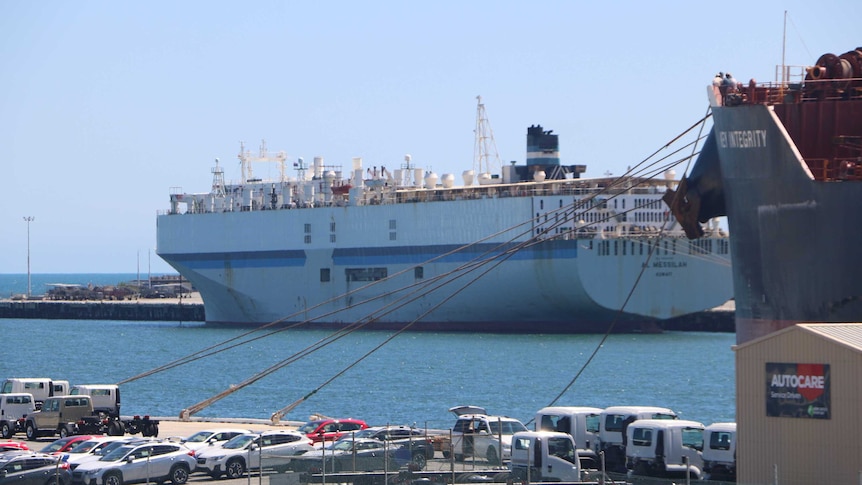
[25,422,38,441]
[59,425,70,439]
[0,422,11,439]
[104,472,123,485]
[225,458,245,479]
[411,452,427,470]
[485,446,499,465]
[169,464,189,484]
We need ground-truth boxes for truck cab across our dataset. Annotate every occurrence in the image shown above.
[702,422,736,481]
[70,384,121,416]
[24,395,95,440]
[1,378,69,409]
[625,419,705,479]
[534,406,601,450]
[509,431,581,482]
[598,405,678,472]
[449,406,527,465]
[0,393,36,438]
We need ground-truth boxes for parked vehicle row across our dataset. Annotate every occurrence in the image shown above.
[533,405,737,481]
[1,378,159,440]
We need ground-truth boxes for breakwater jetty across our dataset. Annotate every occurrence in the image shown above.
[0,298,205,322]
[0,296,735,331]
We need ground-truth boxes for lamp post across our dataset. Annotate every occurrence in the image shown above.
[23,216,34,297]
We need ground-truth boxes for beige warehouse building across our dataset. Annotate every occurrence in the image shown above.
[736,323,862,484]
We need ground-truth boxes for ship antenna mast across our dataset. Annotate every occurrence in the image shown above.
[237,139,288,184]
[473,95,502,179]
[211,158,225,197]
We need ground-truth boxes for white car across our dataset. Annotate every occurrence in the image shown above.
[178,428,250,453]
[194,430,314,479]
[61,436,129,470]
[73,441,196,485]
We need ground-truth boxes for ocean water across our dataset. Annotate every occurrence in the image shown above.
[0,274,736,430]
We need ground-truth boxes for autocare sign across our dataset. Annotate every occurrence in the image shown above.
[766,363,830,419]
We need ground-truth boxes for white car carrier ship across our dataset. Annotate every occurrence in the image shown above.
[157,102,732,332]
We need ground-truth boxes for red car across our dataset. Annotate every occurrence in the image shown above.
[0,441,29,453]
[297,418,368,443]
[38,435,94,455]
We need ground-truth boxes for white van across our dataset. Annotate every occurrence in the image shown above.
[702,422,736,481]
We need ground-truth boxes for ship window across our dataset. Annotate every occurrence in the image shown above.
[304,235,311,244]
[330,234,336,243]
[390,232,397,241]
[622,241,626,255]
[304,223,311,234]
[414,267,424,279]
[320,268,330,282]
[559,200,563,208]
[622,199,625,209]
[346,268,388,282]
[389,219,396,230]
[540,200,544,210]
[330,222,336,232]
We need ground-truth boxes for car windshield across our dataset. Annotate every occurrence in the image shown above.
[100,445,134,462]
[329,440,355,452]
[183,431,213,443]
[40,439,74,453]
[297,421,324,434]
[488,420,528,435]
[95,441,127,456]
[68,440,101,453]
[222,435,254,450]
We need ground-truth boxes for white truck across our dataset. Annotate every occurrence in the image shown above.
[69,384,121,416]
[0,393,36,438]
[702,422,736,481]
[624,419,705,480]
[69,384,159,437]
[534,406,601,468]
[448,406,528,465]
[508,431,582,482]
[597,405,678,472]
[1,378,69,409]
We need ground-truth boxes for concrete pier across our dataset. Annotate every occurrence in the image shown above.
[0,296,205,321]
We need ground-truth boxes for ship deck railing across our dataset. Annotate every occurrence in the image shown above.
[732,76,862,106]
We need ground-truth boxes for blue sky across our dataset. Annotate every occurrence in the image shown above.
[1,1,859,274]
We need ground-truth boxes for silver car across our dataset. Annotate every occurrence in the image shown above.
[73,442,195,485]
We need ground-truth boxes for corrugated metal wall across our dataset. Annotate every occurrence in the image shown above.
[736,326,862,484]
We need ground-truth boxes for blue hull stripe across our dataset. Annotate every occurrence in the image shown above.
[159,241,577,270]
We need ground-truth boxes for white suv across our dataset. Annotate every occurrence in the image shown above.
[449,406,527,464]
[73,442,196,485]
[195,430,314,479]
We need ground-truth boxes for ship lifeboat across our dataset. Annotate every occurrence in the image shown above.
[331,184,352,195]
